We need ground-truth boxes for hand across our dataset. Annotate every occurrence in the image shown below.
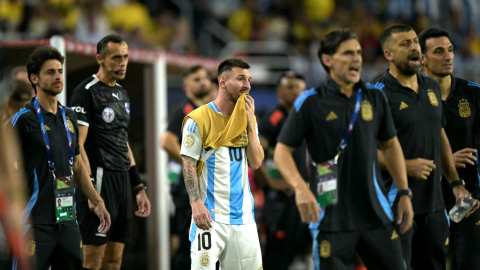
[135,190,151,217]
[466,201,480,218]
[88,199,95,212]
[453,185,469,207]
[191,199,212,230]
[405,158,435,180]
[93,201,111,234]
[397,195,414,234]
[453,148,477,168]
[244,95,256,130]
[294,182,321,224]
[266,177,293,196]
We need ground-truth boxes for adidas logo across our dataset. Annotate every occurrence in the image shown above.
[45,125,50,131]
[445,237,449,245]
[326,111,338,121]
[476,220,480,225]
[399,102,409,110]
[391,230,398,240]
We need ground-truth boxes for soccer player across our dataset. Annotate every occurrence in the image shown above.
[70,35,150,270]
[159,65,212,270]
[274,29,413,270]
[257,71,309,270]
[375,24,472,269]
[419,27,480,270]
[180,58,264,269]
[9,45,110,269]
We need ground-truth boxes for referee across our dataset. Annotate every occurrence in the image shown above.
[8,45,110,269]
[375,24,472,270]
[274,29,413,270]
[419,27,480,270]
[70,35,151,270]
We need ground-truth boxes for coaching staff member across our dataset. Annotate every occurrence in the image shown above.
[419,27,480,270]
[8,45,110,269]
[274,29,413,270]
[70,34,151,270]
[375,24,472,270]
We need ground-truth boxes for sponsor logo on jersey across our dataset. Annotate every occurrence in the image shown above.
[320,240,331,258]
[459,99,471,117]
[102,107,115,123]
[71,106,87,114]
[361,100,373,121]
[427,89,439,106]
[125,102,130,115]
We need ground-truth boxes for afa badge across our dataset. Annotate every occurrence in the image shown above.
[200,252,210,266]
[183,135,195,148]
[66,117,74,133]
[459,99,471,118]
[27,240,36,256]
[361,100,373,121]
[320,240,331,258]
[427,89,439,106]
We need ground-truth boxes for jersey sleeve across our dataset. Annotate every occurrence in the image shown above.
[277,101,311,148]
[69,86,94,127]
[166,108,186,140]
[180,118,203,160]
[376,92,397,141]
[68,111,81,156]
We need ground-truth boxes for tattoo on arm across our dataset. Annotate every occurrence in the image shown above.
[182,155,200,203]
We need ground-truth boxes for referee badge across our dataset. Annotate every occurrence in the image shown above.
[319,240,331,258]
[102,107,115,123]
[459,99,471,118]
[427,89,439,106]
[361,100,373,121]
[66,117,74,133]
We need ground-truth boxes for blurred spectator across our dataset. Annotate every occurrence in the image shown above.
[0,0,24,32]
[1,79,32,127]
[74,0,112,44]
[11,66,35,97]
[108,0,153,39]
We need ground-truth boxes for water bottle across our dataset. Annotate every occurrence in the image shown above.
[449,193,478,223]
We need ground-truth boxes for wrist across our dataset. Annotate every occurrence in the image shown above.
[450,179,465,189]
[134,185,147,195]
[93,199,104,206]
[397,188,413,200]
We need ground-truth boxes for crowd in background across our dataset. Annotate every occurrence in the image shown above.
[2,0,480,83]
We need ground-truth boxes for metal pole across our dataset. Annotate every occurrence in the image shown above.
[49,35,66,105]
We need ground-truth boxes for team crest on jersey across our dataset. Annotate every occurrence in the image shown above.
[200,252,210,266]
[459,99,471,118]
[102,107,115,123]
[183,135,195,148]
[66,117,74,133]
[27,240,36,256]
[320,240,331,258]
[427,89,439,106]
[361,100,373,121]
[125,102,130,116]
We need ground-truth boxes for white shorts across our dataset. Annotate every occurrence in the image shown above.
[189,220,262,270]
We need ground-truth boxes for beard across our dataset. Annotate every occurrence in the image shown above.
[39,82,63,96]
[192,89,209,99]
[393,52,422,76]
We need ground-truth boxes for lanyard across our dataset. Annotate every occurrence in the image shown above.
[337,89,363,153]
[34,98,73,177]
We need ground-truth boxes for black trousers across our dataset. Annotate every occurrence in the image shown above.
[450,207,480,270]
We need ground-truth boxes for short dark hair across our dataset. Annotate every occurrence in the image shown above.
[418,27,451,54]
[277,71,305,86]
[380,24,414,50]
[182,65,206,79]
[318,29,358,72]
[11,66,27,79]
[97,34,124,56]
[10,79,32,102]
[218,58,250,77]
[26,45,65,94]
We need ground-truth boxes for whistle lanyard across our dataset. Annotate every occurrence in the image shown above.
[34,98,73,178]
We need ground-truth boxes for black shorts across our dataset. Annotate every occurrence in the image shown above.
[17,223,83,270]
[450,207,480,270]
[311,223,404,270]
[76,167,132,245]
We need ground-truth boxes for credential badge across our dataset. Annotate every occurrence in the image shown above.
[102,107,115,123]
[361,100,373,121]
[459,99,471,118]
[427,89,439,106]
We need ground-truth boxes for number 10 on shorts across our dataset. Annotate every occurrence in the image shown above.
[198,232,212,251]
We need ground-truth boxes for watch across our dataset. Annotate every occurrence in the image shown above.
[134,185,147,195]
[450,179,465,189]
[397,188,413,199]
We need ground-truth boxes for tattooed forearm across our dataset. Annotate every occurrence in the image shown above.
[182,155,200,204]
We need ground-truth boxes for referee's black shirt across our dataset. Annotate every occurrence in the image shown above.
[374,69,445,215]
[167,99,197,144]
[277,77,397,232]
[8,98,80,225]
[260,104,307,180]
[441,76,480,208]
[70,75,131,171]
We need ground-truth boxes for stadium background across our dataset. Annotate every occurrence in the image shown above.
[1,0,480,269]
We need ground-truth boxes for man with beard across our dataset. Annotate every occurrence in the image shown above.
[8,45,110,269]
[257,71,310,270]
[274,29,413,270]
[159,65,211,270]
[70,35,151,270]
[181,58,264,269]
[375,24,471,269]
[419,27,480,270]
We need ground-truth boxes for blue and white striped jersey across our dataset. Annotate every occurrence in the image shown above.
[180,102,258,225]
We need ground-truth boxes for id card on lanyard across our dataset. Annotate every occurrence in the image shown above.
[34,98,76,223]
[314,89,363,206]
